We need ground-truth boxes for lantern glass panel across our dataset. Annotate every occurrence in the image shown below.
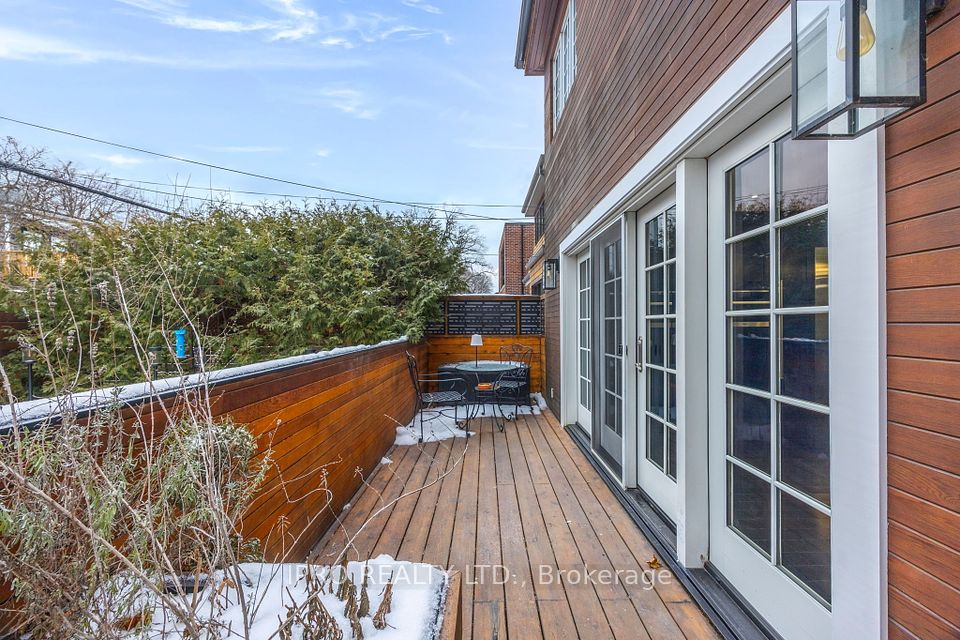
[795,1,846,134]
[793,0,925,139]
[859,0,921,100]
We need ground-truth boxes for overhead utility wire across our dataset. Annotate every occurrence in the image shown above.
[0,115,529,220]
[0,160,191,220]
[96,176,523,208]
[78,174,526,222]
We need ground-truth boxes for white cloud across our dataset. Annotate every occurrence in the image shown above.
[0,27,102,63]
[91,153,147,167]
[401,0,442,15]
[116,0,320,42]
[0,26,368,70]
[316,88,379,120]
[315,148,331,157]
[202,145,285,153]
[164,16,272,34]
[114,0,186,11]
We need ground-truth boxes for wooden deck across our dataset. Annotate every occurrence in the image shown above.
[312,409,719,640]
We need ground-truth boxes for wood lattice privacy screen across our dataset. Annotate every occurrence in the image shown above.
[426,295,544,336]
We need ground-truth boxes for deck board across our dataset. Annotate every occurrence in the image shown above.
[311,409,720,640]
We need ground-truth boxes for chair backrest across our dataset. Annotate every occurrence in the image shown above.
[405,351,422,397]
[500,343,533,368]
[499,343,533,383]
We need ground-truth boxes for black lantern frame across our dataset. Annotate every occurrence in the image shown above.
[791,0,927,139]
[542,258,559,290]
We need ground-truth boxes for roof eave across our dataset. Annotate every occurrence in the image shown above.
[514,0,535,70]
[521,154,546,216]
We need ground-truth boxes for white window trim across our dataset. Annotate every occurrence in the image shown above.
[552,0,577,131]
[556,7,885,639]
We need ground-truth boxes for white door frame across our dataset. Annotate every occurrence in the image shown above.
[705,100,885,640]
[575,250,593,432]
[556,10,884,637]
[631,189,680,517]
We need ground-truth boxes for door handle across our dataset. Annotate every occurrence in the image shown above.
[636,336,643,371]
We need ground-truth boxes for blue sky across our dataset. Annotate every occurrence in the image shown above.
[0,0,543,273]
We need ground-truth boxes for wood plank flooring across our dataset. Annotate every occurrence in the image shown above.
[311,409,720,640]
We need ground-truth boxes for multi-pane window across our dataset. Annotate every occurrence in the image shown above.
[602,239,623,436]
[725,136,831,606]
[552,0,576,131]
[644,207,677,480]
[578,255,591,411]
[535,201,546,242]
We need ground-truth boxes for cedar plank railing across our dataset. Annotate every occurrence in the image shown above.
[0,339,424,563]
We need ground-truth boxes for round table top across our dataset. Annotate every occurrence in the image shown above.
[450,360,520,373]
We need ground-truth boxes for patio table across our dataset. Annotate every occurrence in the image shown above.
[438,360,527,432]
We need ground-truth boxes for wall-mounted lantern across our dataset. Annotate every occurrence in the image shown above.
[542,258,560,290]
[792,0,926,139]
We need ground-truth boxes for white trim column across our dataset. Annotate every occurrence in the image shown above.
[623,212,639,488]
[559,251,580,426]
[827,128,886,640]
[675,158,710,568]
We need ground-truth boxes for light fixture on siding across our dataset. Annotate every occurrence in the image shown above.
[792,0,926,139]
[543,258,559,290]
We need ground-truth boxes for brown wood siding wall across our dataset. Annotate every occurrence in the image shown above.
[538,0,788,416]
[885,5,960,638]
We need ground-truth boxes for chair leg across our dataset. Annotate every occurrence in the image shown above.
[419,407,424,443]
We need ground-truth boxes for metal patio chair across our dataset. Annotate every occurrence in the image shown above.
[405,351,469,443]
[494,344,534,426]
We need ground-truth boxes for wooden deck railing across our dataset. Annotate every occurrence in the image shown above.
[0,338,425,563]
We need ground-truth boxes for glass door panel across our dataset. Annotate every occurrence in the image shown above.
[709,124,832,638]
[635,204,678,519]
[576,252,592,431]
[591,223,623,473]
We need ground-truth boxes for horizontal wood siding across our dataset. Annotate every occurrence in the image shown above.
[536,0,786,416]
[884,5,960,638]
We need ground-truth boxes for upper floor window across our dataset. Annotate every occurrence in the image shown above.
[534,200,546,243]
[552,0,576,131]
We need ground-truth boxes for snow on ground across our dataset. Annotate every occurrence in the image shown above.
[395,396,542,445]
[395,409,472,445]
[120,555,447,639]
[531,392,548,410]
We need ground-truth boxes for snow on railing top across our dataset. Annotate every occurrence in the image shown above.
[0,336,409,430]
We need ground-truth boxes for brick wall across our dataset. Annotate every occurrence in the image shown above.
[498,222,536,294]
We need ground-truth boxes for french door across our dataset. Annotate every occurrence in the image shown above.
[707,108,832,638]
[634,200,678,518]
[576,252,592,432]
[591,223,623,473]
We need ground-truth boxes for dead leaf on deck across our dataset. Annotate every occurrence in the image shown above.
[112,609,153,631]
[646,556,662,570]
